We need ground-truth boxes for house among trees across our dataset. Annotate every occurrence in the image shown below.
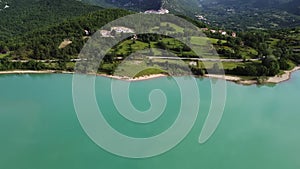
[131,34,138,41]
[232,32,237,38]
[84,29,90,36]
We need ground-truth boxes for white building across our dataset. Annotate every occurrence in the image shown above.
[210,30,217,33]
[221,31,227,35]
[100,30,113,37]
[144,8,169,15]
[111,26,135,33]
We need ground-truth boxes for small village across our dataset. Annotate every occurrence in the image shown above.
[144,8,170,15]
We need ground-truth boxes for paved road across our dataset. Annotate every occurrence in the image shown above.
[10,57,259,63]
[148,56,259,62]
[10,58,88,63]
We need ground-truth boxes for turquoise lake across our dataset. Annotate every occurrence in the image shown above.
[1,72,300,169]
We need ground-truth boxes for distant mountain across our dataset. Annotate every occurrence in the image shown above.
[0,0,101,40]
[201,0,299,12]
[279,0,300,15]
[162,0,201,15]
[82,0,201,14]
[82,0,162,11]
[199,0,300,30]
[82,0,300,30]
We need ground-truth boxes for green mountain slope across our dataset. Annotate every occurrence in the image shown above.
[162,0,200,15]
[3,8,132,59]
[82,0,300,30]
[0,0,102,40]
[199,0,300,30]
[81,0,202,13]
[81,0,162,11]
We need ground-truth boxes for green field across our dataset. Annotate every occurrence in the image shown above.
[0,53,9,59]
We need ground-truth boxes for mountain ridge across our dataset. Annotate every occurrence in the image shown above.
[81,0,300,30]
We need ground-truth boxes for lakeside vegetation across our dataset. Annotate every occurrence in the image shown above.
[0,0,299,82]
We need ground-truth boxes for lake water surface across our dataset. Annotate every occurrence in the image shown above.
[1,72,300,169]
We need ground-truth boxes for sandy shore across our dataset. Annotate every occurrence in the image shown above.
[0,67,299,84]
[266,66,300,84]
[96,73,168,81]
[204,74,257,85]
[0,70,57,74]
[205,66,300,85]
[204,74,240,82]
[0,70,167,81]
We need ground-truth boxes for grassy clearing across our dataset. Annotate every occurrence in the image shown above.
[114,60,149,77]
[268,38,279,47]
[240,47,258,59]
[105,33,271,74]
[161,22,184,33]
[200,61,246,69]
[115,40,149,56]
[0,52,9,59]
[134,68,166,78]
[190,36,225,46]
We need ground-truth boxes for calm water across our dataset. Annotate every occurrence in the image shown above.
[1,72,300,169]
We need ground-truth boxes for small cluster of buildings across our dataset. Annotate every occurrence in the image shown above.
[195,15,207,21]
[100,26,135,37]
[200,28,237,38]
[100,30,113,37]
[111,27,135,34]
[144,8,169,15]
[195,14,237,38]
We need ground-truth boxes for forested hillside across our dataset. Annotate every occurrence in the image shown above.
[162,0,200,15]
[82,0,162,11]
[0,0,101,41]
[1,9,132,59]
[82,0,201,14]
[199,0,300,30]
[82,0,300,30]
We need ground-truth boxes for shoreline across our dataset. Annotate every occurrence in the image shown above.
[0,70,168,82]
[0,67,299,84]
[0,70,58,75]
[204,66,300,85]
[96,73,168,81]
[266,66,300,84]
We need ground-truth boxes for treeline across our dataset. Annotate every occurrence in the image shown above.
[0,59,46,71]
[230,58,280,77]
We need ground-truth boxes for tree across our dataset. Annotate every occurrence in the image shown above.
[2,46,9,52]
[279,58,290,70]
[262,56,280,76]
[212,63,220,74]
